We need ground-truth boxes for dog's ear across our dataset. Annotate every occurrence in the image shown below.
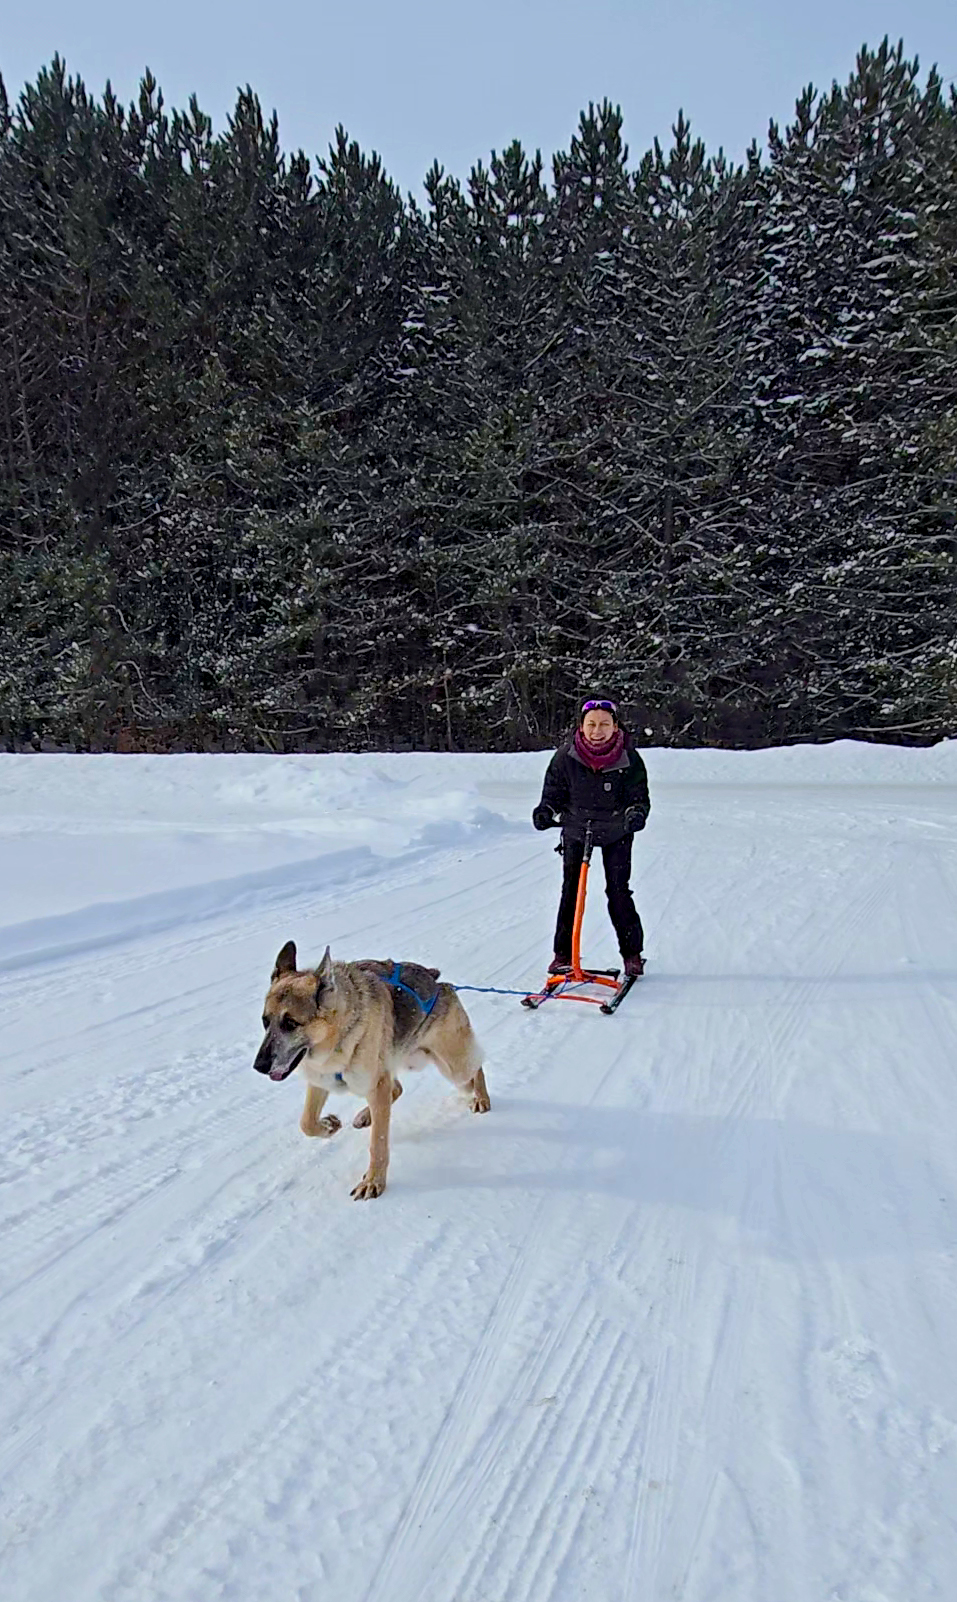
[315,945,335,1005]
[271,940,298,981]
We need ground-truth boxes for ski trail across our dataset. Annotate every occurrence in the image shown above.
[4,754,957,1602]
[361,1039,640,1602]
[623,853,901,1601]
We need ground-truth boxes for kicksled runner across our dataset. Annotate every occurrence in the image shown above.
[522,823,643,1015]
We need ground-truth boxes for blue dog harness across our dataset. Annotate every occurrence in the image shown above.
[382,961,439,1017]
[332,965,437,1085]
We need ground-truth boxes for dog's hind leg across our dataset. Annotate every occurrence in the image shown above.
[351,1074,393,1200]
[423,1047,491,1114]
[300,1085,342,1138]
[422,997,490,1114]
[353,1078,402,1129]
[467,1065,491,1114]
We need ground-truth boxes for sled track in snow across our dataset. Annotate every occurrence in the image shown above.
[4,759,957,1602]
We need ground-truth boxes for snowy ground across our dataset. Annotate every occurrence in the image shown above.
[2,741,957,1602]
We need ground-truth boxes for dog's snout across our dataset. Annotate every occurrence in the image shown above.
[253,1039,274,1075]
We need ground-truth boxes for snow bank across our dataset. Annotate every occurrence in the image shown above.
[1,740,952,934]
[1,737,953,833]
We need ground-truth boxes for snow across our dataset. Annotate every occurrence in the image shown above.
[2,741,957,1601]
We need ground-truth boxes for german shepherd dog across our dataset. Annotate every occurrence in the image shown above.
[254,942,490,1199]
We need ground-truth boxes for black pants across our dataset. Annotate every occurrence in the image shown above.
[553,834,644,961]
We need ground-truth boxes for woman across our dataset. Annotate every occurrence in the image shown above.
[532,697,650,977]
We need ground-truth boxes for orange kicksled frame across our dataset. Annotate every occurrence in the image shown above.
[525,823,621,1010]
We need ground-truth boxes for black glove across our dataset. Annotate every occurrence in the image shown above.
[532,804,559,831]
[624,805,647,834]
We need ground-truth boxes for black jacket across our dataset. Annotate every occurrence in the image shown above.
[537,738,651,845]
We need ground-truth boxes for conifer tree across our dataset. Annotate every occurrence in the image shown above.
[1,49,954,751]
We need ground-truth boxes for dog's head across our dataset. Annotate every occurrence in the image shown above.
[253,941,339,1081]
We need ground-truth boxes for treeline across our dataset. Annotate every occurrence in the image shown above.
[0,40,955,751]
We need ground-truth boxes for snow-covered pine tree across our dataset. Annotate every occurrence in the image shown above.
[559,113,760,741]
[742,41,956,742]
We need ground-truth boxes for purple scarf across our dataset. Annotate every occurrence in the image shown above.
[574,727,625,771]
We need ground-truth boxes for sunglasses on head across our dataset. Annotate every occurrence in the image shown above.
[581,699,618,715]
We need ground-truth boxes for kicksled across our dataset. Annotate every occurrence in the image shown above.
[522,822,642,1016]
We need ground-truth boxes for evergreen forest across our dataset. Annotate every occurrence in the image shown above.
[1,40,955,751]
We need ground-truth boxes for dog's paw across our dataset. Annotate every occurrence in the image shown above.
[352,1106,371,1130]
[351,1171,386,1200]
[314,1114,342,1138]
[470,1091,491,1114]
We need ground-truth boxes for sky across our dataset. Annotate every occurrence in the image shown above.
[3,1,956,200]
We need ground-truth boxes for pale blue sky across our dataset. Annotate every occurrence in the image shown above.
[3,2,955,199]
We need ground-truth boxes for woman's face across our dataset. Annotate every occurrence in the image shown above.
[581,709,616,744]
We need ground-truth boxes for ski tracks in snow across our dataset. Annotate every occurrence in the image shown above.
[360,1039,650,1602]
[4,771,957,1601]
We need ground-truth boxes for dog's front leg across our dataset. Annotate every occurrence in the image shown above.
[353,1078,403,1129]
[300,1084,341,1138]
[351,1074,392,1200]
